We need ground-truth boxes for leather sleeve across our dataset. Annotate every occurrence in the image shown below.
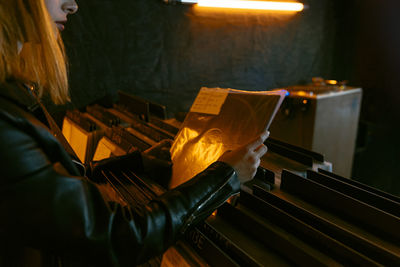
[0,113,239,266]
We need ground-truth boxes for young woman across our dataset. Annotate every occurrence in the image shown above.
[0,0,269,266]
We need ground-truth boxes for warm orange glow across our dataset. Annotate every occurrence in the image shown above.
[296,90,308,96]
[302,99,308,104]
[170,127,226,188]
[195,0,304,11]
[326,80,338,85]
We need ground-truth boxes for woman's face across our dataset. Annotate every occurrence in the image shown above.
[44,0,78,31]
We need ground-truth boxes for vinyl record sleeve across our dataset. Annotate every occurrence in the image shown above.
[170,87,286,188]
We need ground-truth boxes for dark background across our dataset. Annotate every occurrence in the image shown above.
[57,0,400,195]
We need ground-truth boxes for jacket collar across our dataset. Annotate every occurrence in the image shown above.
[0,80,40,112]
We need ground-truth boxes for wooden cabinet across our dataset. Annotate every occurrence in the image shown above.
[269,85,362,177]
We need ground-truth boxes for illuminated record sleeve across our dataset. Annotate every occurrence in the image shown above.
[169,87,286,188]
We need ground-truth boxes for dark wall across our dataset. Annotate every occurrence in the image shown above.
[61,0,337,115]
[350,0,400,195]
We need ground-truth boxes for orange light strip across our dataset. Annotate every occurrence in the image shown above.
[192,0,304,11]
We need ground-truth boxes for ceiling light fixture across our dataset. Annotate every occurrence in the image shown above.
[164,0,305,12]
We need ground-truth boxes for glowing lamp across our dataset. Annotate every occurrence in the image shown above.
[164,0,305,12]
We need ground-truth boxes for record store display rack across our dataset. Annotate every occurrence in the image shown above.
[62,91,400,266]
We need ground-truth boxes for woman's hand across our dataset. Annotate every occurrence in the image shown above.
[218,130,270,184]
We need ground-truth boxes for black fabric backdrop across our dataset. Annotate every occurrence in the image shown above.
[61,0,337,115]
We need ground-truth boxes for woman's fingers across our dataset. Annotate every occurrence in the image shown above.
[254,144,268,158]
[246,130,270,151]
[218,130,271,183]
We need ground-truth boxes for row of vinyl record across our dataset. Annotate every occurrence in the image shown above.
[61,91,180,165]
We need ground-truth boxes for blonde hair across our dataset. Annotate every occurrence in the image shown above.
[0,0,70,104]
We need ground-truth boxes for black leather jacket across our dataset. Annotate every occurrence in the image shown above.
[0,81,240,266]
